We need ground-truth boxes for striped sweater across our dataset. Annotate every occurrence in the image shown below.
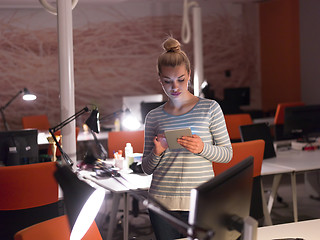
[142,98,233,210]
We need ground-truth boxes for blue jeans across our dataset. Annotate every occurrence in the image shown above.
[149,209,189,240]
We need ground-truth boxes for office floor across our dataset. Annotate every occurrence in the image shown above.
[95,172,320,240]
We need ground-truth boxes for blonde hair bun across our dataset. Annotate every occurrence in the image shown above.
[162,37,181,53]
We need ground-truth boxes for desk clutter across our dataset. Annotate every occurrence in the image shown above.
[78,146,144,176]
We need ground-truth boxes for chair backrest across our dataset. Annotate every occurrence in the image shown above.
[212,139,265,221]
[107,130,144,158]
[212,139,265,178]
[14,215,103,240]
[0,162,59,210]
[224,113,253,141]
[0,162,60,240]
[22,115,50,131]
[274,102,304,125]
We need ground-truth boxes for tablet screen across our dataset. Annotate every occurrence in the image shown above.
[164,128,192,150]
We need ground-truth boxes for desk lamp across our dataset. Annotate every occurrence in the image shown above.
[50,107,105,240]
[0,88,37,130]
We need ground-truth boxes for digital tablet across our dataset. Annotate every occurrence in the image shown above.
[164,128,192,150]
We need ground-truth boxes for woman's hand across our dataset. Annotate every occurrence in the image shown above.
[177,134,204,154]
[153,134,168,156]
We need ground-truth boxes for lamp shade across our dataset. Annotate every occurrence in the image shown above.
[22,88,37,101]
[54,163,105,240]
[85,109,100,133]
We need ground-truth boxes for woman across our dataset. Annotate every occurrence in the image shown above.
[142,37,233,240]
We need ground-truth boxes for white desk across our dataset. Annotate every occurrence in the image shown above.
[178,219,320,240]
[81,170,152,240]
[261,149,320,223]
[80,149,320,239]
[257,218,320,240]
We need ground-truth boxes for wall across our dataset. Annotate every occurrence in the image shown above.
[259,0,301,112]
[0,0,260,130]
[299,0,320,105]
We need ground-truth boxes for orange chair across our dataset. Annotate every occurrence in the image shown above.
[212,139,266,223]
[22,115,50,131]
[107,130,144,158]
[273,102,304,140]
[224,113,253,142]
[274,102,304,125]
[14,215,103,240]
[213,139,264,178]
[0,162,60,239]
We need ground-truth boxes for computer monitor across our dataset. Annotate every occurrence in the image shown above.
[224,87,250,106]
[283,104,320,142]
[239,123,276,159]
[122,94,163,124]
[140,101,166,123]
[0,129,39,166]
[188,156,255,240]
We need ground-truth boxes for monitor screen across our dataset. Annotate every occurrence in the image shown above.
[283,104,320,141]
[188,156,254,240]
[224,87,250,106]
[239,123,276,159]
[122,94,163,124]
[0,129,39,166]
[140,101,166,123]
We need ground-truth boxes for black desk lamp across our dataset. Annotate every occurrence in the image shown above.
[49,106,103,166]
[50,106,105,240]
[0,88,37,130]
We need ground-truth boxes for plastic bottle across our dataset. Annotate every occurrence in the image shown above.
[124,143,133,169]
[114,118,121,131]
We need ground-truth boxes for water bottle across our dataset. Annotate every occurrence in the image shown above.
[125,143,133,169]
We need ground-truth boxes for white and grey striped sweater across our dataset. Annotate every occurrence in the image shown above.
[142,98,233,210]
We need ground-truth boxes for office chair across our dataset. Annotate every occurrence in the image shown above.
[212,139,267,224]
[22,114,50,131]
[0,162,60,239]
[273,102,304,140]
[224,113,253,142]
[14,215,102,240]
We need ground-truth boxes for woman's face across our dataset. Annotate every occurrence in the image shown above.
[159,64,190,100]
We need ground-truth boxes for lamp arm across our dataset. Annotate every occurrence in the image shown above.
[50,107,89,133]
[0,89,24,131]
[49,128,73,167]
[0,108,9,131]
[90,130,108,160]
[99,109,124,122]
[49,106,90,167]
[1,90,23,112]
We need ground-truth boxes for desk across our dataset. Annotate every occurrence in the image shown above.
[261,149,320,223]
[257,218,320,240]
[81,170,152,240]
[80,149,320,238]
